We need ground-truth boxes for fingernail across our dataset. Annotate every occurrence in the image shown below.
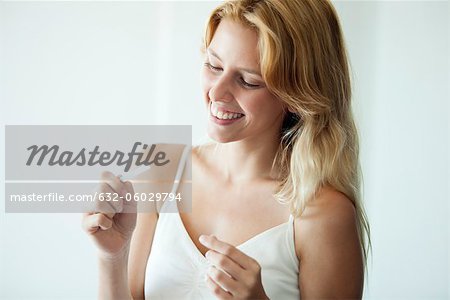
[199,235,207,243]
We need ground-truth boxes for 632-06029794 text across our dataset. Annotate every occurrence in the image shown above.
[8,192,183,202]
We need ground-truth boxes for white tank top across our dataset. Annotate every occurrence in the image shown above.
[144,145,301,299]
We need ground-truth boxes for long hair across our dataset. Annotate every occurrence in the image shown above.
[202,0,372,276]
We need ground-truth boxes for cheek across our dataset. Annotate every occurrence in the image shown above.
[242,95,284,122]
[241,91,276,114]
[241,101,261,115]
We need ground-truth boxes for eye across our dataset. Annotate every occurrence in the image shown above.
[239,77,260,89]
[204,62,222,72]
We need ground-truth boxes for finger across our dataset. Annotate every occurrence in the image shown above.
[199,235,254,270]
[205,273,233,300]
[82,213,113,234]
[85,171,125,217]
[207,265,240,296]
[120,180,137,213]
[205,249,244,281]
[109,175,136,214]
[101,171,127,214]
[101,171,128,198]
[85,188,115,217]
[93,183,122,219]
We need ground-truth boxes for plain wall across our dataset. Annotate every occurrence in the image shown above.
[1,1,448,299]
[334,1,449,298]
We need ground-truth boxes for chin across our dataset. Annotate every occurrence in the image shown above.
[207,129,238,144]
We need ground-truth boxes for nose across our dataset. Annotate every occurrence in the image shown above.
[208,72,234,103]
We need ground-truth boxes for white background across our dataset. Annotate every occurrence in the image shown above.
[0,1,448,299]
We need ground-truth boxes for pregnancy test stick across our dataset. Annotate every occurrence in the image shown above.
[118,164,152,182]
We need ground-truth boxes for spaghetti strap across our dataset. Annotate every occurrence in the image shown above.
[160,145,191,213]
[288,213,294,223]
[170,145,191,195]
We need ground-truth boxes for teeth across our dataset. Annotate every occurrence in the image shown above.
[210,102,244,120]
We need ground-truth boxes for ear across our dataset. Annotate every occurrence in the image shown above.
[280,102,293,113]
[284,105,296,114]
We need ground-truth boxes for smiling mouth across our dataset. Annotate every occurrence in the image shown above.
[209,102,245,120]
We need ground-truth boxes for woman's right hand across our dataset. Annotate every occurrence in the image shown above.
[82,171,137,259]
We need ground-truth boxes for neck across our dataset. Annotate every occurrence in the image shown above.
[213,133,282,184]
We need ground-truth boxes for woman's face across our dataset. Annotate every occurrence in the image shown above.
[201,18,285,144]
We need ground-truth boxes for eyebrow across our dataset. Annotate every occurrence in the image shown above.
[207,48,262,77]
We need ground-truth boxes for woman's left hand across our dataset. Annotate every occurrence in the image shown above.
[199,234,269,300]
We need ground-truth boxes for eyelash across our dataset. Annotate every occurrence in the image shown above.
[204,62,260,89]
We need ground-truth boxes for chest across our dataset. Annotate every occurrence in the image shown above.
[178,160,291,257]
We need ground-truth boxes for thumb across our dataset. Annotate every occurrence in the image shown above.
[121,181,137,214]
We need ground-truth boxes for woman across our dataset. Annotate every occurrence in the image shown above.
[82,0,371,299]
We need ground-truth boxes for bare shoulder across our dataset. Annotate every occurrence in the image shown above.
[293,186,364,298]
[295,186,358,245]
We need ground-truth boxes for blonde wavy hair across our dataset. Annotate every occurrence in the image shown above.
[201,0,372,275]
